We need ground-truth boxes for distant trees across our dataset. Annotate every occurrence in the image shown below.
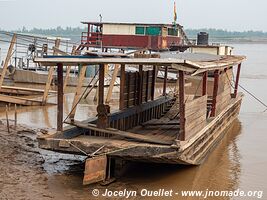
[185,28,267,39]
[10,26,267,41]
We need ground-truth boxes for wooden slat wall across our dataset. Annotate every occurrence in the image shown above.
[109,97,174,131]
[216,69,233,115]
[123,70,154,109]
[184,95,207,140]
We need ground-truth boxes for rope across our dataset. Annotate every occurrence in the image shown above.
[225,70,267,112]
[67,140,135,158]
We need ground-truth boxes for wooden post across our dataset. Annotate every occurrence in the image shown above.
[98,64,105,105]
[178,70,185,141]
[211,70,219,117]
[6,105,10,133]
[202,71,208,96]
[69,65,87,120]
[0,34,17,88]
[105,64,120,103]
[14,104,17,129]
[163,66,168,96]
[138,65,143,105]
[119,64,125,110]
[151,65,157,100]
[57,63,64,132]
[234,64,241,98]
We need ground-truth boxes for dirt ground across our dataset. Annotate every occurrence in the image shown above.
[0,120,55,200]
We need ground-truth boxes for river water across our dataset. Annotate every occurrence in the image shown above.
[0,43,267,199]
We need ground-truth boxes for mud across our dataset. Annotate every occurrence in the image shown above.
[0,121,52,200]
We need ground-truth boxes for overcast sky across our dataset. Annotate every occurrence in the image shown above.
[0,0,266,31]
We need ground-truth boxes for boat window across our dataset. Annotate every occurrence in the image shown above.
[136,26,145,35]
[168,28,178,36]
[145,26,161,36]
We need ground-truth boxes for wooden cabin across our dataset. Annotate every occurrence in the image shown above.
[34,53,245,185]
[77,22,189,51]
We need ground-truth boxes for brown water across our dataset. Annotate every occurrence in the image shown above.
[1,44,267,199]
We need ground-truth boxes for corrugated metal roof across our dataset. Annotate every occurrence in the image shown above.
[34,53,245,75]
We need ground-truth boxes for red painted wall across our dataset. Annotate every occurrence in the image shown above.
[102,34,182,50]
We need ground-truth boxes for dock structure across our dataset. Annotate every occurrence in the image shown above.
[0,33,71,106]
[34,53,245,185]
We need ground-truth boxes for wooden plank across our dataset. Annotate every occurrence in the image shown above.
[105,64,119,103]
[138,65,143,105]
[0,94,46,106]
[178,70,185,141]
[64,46,77,92]
[69,65,87,120]
[34,56,245,71]
[42,39,61,104]
[0,34,16,88]
[63,66,72,92]
[41,66,55,104]
[145,70,150,102]
[73,122,173,145]
[185,95,207,113]
[83,155,107,185]
[1,85,56,93]
[151,66,156,101]
[211,70,219,117]
[119,64,126,110]
[163,66,168,96]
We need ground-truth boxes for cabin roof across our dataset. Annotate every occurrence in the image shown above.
[34,53,245,75]
[81,21,182,28]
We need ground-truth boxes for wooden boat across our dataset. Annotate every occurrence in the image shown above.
[34,53,245,184]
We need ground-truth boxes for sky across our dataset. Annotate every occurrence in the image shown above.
[0,0,266,31]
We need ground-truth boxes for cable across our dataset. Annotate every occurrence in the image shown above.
[63,68,100,123]
[225,70,267,112]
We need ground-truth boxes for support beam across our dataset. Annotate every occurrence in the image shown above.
[98,64,105,105]
[234,64,241,98]
[202,71,208,96]
[69,65,87,120]
[211,70,220,117]
[63,46,77,92]
[57,63,64,132]
[163,66,168,96]
[151,65,157,100]
[119,64,125,110]
[0,34,17,88]
[42,66,55,104]
[42,39,61,104]
[178,70,185,141]
[105,64,119,103]
[138,65,143,105]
